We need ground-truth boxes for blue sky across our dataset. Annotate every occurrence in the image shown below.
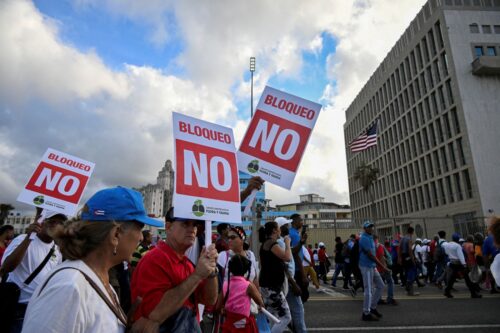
[0,0,426,209]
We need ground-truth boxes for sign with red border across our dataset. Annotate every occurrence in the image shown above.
[238,86,322,189]
[173,112,241,223]
[17,148,95,216]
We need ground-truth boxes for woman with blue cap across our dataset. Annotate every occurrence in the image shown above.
[22,187,164,333]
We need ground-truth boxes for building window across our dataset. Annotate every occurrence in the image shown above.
[482,25,492,34]
[470,23,479,33]
[475,46,484,57]
[463,170,473,199]
[495,25,500,34]
[486,46,497,56]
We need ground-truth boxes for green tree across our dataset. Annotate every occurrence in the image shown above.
[353,162,380,223]
[0,203,15,226]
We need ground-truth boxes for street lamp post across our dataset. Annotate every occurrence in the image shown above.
[250,57,256,119]
[249,57,259,256]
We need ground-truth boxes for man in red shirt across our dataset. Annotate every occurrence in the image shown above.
[131,207,218,332]
[374,235,397,305]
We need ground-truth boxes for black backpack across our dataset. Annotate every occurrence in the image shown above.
[434,241,446,262]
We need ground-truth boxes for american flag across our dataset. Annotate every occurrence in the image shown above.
[349,121,378,152]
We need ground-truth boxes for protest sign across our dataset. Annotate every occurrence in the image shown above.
[172,112,241,223]
[238,86,322,189]
[17,148,95,216]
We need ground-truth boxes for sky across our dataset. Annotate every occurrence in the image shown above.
[0,0,427,213]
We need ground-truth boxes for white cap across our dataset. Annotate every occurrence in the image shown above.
[274,217,292,227]
[319,242,325,247]
[415,238,422,243]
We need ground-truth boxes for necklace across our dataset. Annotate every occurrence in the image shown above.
[87,265,127,322]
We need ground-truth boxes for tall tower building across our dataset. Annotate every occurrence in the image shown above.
[137,160,174,217]
[344,0,500,237]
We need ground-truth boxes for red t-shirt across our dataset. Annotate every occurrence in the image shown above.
[318,248,327,262]
[375,243,385,273]
[131,241,205,321]
[0,246,5,263]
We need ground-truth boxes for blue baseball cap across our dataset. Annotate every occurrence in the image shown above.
[363,220,374,229]
[81,187,164,228]
[452,232,461,242]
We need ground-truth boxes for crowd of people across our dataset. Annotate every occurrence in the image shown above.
[0,176,499,331]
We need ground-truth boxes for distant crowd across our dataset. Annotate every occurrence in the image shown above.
[0,177,499,332]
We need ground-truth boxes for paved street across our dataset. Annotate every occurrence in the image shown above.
[301,280,500,332]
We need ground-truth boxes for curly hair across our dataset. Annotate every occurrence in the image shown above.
[489,216,500,246]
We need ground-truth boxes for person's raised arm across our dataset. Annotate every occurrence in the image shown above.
[240,176,264,202]
[270,237,292,262]
[1,223,41,273]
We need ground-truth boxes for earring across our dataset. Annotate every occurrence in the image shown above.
[113,245,117,256]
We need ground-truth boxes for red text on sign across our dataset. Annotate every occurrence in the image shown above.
[179,121,232,144]
[239,110,310,172]
[264,94,315,120]
[176,140,239,202]
[25,162,89,204]
[48,153,91,172]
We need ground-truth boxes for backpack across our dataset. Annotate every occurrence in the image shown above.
[434,240,446,262]
[341,241,351,259]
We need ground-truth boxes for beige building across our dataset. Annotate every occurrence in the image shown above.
[344,0,500,238]
[136,160,174,218]
[5,213,36,235]
[276,194,351,229]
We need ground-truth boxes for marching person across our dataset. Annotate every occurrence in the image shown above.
[1,209,67,333]
[130,207,218,332]
[21,187,163,333]
[221,254,264,333]
[358,221,387,321]
[0,224,14,263]
[258,221,292,333]
[442,233,482,299]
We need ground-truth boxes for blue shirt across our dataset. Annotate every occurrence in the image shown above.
[359,232,376,268]
[483,235,499,258]
[289,226,303,270]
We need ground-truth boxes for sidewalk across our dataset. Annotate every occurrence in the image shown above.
[309,269,498,300]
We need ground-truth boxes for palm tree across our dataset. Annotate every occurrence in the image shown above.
[353,162,379,224]
[0,203,15,226]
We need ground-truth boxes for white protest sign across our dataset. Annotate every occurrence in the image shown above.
[238,86,322,189]
[172,112,241,223]
[17,148,95,216]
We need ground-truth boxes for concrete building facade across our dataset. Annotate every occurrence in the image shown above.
[276,194,351,229]
[344,0,500,238]
[136,160,174,218]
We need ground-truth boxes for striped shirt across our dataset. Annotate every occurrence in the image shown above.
[131,244,150,267]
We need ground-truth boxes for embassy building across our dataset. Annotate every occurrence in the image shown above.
[344,0,500,238]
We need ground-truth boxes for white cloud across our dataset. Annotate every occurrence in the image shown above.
[0,0,428,212]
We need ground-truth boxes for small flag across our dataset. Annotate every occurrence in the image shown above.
[349,121,378,152]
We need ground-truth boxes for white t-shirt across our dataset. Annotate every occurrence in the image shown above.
[491,254,500,288]
[217,250,259,283]
[419,245,429,263]
[302,246,312,267]
[1,234,62,303]
[22,260,125,333]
